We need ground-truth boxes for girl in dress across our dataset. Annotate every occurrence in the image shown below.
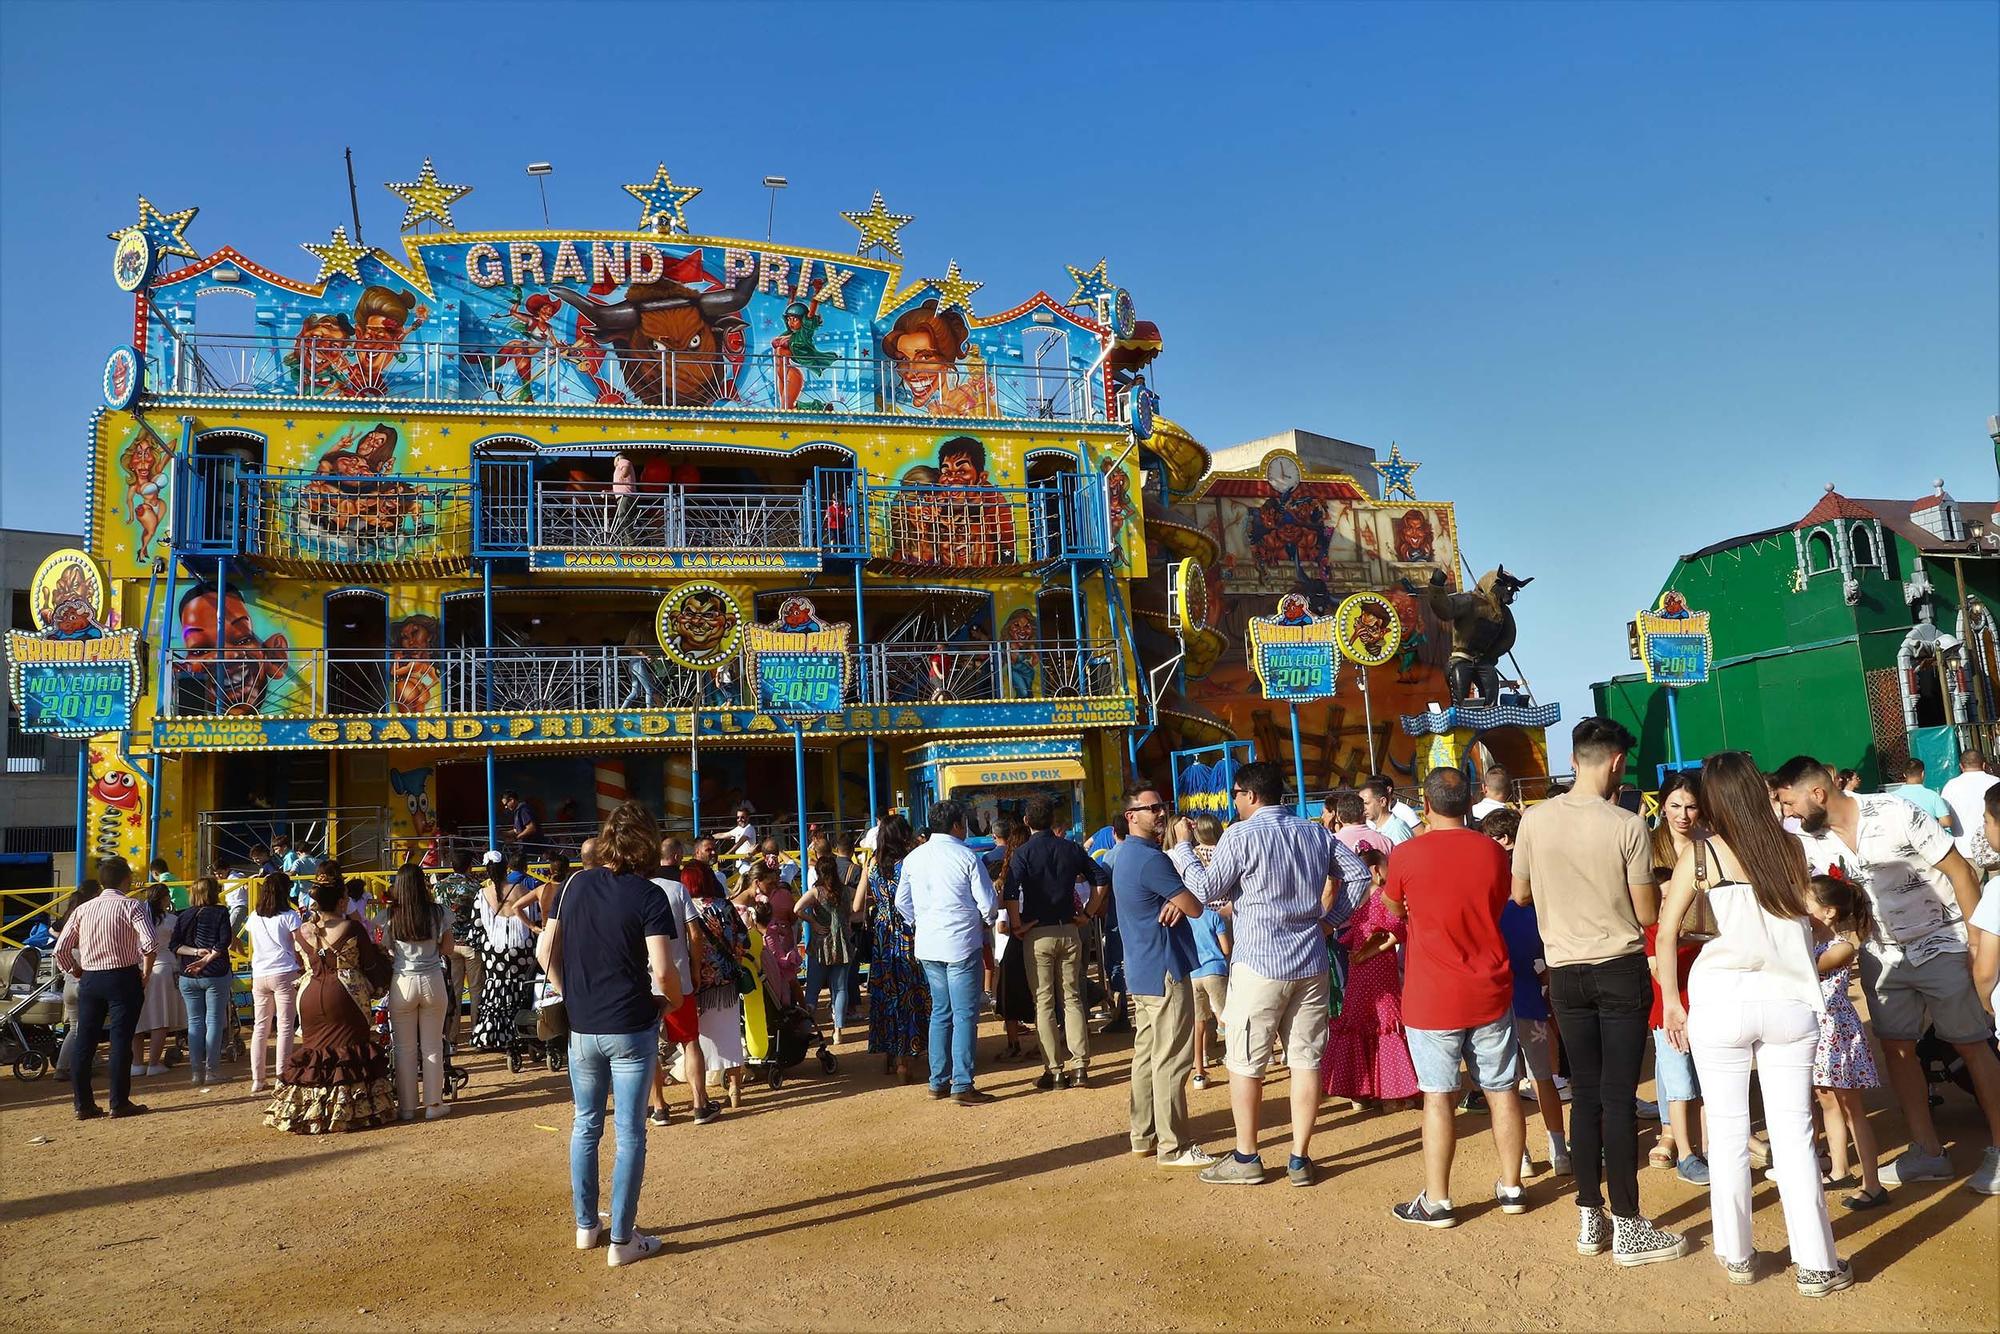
[473,860,538,1050]
[860,814,930,1080]
[133,882,183,1077]
[1808,873,1885,1210]
[1321,849,1419,1107]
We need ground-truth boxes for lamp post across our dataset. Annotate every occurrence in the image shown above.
[526,162,553,226]
[763,175,788,241]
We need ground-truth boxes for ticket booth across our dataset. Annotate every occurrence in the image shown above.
[904,738,1086,843]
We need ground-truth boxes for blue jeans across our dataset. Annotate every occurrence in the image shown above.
[920,956,982,1093]
[177,974,232,1078]
[568,1026,659,1244]
[804,958,853,1034]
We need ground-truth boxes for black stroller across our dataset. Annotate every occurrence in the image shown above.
[749,995,835,1090]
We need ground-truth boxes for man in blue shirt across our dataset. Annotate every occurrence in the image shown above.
[1114,783,1212,1169]
[896,799,1010,1104]
[1886,758,1960,835]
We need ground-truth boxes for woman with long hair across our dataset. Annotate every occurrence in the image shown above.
[685,838,750,1112]
[245,872,304,1094]
[266,874,396,1133]
[860,814,929,1080]
[133,882,183,1078]
[797,852,856,1047]
[474,858,539,1049]
[1645,772,1708,1178]
[386,864,454,1119]
[1658,752,1851,1297]
[170,877,236,1087]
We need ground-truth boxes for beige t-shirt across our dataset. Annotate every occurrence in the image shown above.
[1514,791,1652,967]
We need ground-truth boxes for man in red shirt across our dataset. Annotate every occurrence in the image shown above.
[1385,767,1526,1229]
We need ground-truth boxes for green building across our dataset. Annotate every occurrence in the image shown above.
[1594,473,2000,788]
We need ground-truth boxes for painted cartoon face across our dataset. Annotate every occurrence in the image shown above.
[357,313,406,345]
[889,331,950,402]
[1005,611,1036,646]
[1279,594,1309,622]
[1355,607,1390,650]
[780,598,816,629]
[299,318,348,353]
[672,594,734,652]
[356,429,396,467]
[939,451,982,487]
[397,619,435,650]
[92,770,140,810]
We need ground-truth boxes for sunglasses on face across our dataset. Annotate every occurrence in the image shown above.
[1126,802,1166,815]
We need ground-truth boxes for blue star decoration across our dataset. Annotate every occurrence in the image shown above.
[107,195,200,260]
[1372,443,1421,501]
[624,163,702,232]
[1065,257,1114,307]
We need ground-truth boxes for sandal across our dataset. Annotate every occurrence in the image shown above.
[1648,1141,1677,1170]
[1841,1186,1888,1211]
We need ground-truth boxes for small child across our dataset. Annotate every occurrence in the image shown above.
[1807,873,1885,1209]
[1485,808,1570,1176]
[1321,848,1418,1107]
[1187,815,1231,1089]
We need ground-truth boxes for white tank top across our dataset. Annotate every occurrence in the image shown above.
[1689,880,1825,1014]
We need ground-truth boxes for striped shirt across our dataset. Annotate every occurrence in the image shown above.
[53,892,156,975]
[1171,806,1367,981]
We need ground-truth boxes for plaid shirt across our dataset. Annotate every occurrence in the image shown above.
[1171,805,1367,981]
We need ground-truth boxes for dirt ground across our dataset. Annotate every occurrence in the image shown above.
[2,1017,1994,1333]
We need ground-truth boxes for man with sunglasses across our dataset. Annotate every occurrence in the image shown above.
[1171,761,1369,1186]
[1112,784,1213,1169]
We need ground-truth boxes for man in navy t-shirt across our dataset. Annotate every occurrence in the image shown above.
[540,802,682,1268]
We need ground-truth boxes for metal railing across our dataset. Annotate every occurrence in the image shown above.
[160,638,1129,720]
[4,726,84,775]
[243,469,475,569]
[196,806,390,873]
[534,482,813,553]
[851,473,1108,569]
[151,331,1109,423]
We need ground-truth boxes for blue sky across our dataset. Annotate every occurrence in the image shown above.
[3,1,1994,758]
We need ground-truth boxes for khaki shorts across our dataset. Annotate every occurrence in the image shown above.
[1223,967,1330,1078]
[1192,974,1229,1026]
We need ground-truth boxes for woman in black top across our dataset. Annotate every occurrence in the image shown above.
[170,878,237,1087]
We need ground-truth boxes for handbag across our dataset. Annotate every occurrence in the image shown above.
[353,928,393,998]
[691,908,756,996]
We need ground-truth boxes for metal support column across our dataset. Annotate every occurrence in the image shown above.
[73,745,89,885]
[483,561,498,852]
[1289,703,1308,817]
[793,723,808,862]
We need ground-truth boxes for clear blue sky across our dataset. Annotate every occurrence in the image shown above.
[3,1,1995,759]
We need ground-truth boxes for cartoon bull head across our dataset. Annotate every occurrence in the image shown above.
[553,269,756,406]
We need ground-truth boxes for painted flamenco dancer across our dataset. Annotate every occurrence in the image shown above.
[265,877,396,1133]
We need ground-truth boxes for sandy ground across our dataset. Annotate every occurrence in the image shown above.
[1,1017,1995,1333]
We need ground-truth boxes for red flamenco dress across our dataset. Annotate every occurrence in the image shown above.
[1321,892,1420,1102]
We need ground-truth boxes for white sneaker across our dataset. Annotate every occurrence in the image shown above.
[145,1064,167,1076]
[576,1223,603,1250]
[1965,1145,1999,1195]
[1550,1146,1574,1177]
[1520,1151,1536,1179]
[1159,1146,1216,1169]
[426,1104,449,1121]
[129,1064,147,1079]
[607,1232,663,1266]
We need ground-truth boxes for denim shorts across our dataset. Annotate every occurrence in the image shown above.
[1651,1026,1700,1102]
[1406,1010,1524,1094]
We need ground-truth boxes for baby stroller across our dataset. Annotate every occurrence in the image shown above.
[749,992,834,1091]
[506,980,567,1075]
[1,948,64,1080]
[1917,1024,1999,1104]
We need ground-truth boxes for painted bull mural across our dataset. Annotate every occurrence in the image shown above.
[554,270,757,406]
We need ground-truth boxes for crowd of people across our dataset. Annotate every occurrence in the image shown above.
[41,720,2000,1289]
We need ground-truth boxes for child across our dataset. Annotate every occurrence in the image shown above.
[1486,808,1570,1176]
[1321,848,1418,1107]
[1187,815,1231,1089]
[1808,873,1885,1209]
[1644,865,1708,1183]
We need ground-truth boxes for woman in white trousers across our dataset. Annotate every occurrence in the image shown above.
[1658,751,1851,1299]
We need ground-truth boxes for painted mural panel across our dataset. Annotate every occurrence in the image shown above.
[169,573,319,717]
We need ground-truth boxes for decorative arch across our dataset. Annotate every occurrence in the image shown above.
[1850,523,1877,568]
[1806,528,1836,574]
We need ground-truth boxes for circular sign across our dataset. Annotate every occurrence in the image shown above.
[29,548,109,636]
[655,582,743,671]
[1129,385,1158,442]
[102,346,142,410]
[1333,591,1403,667]
[1111,287,1137,340]
[1172,559,1209,637]
[112,230,154,292]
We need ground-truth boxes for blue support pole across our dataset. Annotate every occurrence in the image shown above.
[73,744,89,885]
[865,736,879,830]
[1666,686,1684,773]
[1289,703,1308,817]
[793,722,808,862]
[483,561,498,852]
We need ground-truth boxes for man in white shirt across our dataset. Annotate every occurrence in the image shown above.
[1774,756,2000,1196]
[1470,766,1511,823]
[1361,776,1415,844]
[895,799,1011,1104]
[1941,750,2000,872]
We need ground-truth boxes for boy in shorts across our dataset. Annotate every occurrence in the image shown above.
[1486,807,1571,1176]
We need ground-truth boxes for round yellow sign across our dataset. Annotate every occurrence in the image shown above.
[1333,591,1402,667]
[29,548,109,638]
[1172,559,1209,636]
[655,582,743,671]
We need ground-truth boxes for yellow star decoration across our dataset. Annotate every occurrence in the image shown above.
[623,162,702,232]
[106,195,200,259]
[1065,256,1114,306]
[925,259,982,317]
[840,191,915,257]
[386,158,473,232]
[302,225,371,286]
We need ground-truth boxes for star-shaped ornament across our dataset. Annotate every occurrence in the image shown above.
[624,163,701,232]
[1065,257,1115,307]
[302,225,370,286]
[386,158,473,232]
[106,196,200,259]
[1372,443,1422,501]
[924,259,982,317]
[840,191,914,257]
